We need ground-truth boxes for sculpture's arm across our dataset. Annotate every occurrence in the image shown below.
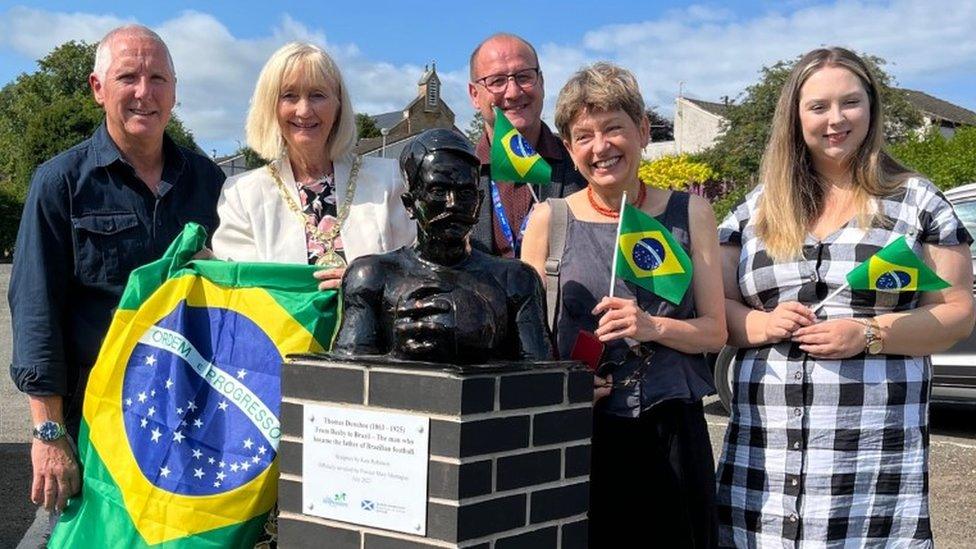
[512,263,555,361]
[331,259,385,356]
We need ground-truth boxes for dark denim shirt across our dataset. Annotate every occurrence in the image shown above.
[9,123,224,430]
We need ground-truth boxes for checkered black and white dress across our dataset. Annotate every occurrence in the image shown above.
[715,177,972,548]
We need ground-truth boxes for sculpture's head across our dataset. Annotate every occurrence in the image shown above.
[400,129,483,245]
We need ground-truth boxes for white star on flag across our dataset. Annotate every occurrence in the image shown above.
[173,431,185,443]
[192,448,203,459]
[147,406,156,417]
[193,418,203,428]
[243,438,254,449]
[140,418,148,428]
[230,463,239,472]
[193,468,205,479]
[150,428,162,443]
[179,420,187,428]
[216,471,226,481]
[187,400,198,412]
[208,457,216,465]
[258,446,266,455]
[176,407,184,415]
[219,461,226,468]
[150,389,156,397]
[213,481,221,488]
[145,355,157,366]
[218,401,228,411]
[236,369,247,379]
[165,378,174,389]
[241,461,251,471]
[125,398,133,407]
[159,466,171,478]
[138,391,147,403]
[251,455,260,464]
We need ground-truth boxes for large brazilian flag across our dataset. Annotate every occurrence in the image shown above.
[49,223,337,547]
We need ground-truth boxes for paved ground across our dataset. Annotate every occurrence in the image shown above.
[0,261,973,546]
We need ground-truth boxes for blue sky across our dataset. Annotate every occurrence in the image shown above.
[1,0,974,155]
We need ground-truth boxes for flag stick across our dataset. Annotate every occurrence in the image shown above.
[810,282,848,313]
[527,184,540,203]
[608,191,627,299]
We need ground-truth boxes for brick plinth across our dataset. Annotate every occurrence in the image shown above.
[278,356,592,548]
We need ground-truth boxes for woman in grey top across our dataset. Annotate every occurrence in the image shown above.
[522,63,726,548]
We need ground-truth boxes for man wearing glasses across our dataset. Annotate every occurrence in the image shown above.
[467,33,586,258]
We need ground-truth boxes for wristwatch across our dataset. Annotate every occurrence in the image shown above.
[860,318,884,355]
[32,420,67,442]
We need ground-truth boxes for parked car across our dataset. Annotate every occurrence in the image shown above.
[712,182,976,412]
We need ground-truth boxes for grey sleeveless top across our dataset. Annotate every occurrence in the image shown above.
[554,191,716,418]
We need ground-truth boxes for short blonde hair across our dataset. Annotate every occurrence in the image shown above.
[246,42,356,162]
[555,62,645,139]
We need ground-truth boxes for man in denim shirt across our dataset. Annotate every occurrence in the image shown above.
[8,25,224,515]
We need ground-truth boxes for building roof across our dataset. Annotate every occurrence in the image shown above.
[899,88,976,126]
[370,110,404,130]
[684,97,730,118]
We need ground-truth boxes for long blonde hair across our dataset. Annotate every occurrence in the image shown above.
[755,47,912,261]
[245,42,356,163]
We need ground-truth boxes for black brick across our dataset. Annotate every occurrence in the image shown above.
[499,372,564,409]
[282,361,364,404]
[364,533,446,549]
[533,408,592,446]
[496,449,561,491]
[496,526,558,549]
[281,401,303,437]
[429,420,460,458]
[566,369,593,403]
[426,502,457,542]
[279,439,302,476]
[278,517,360,549]
[530,482,589,523]
[368,372,494,415]
[564,444,591,478]
[278,478,302,514]
[561,519,589,549]
[460,415,531,457]
[457,494,527,541]
[428,459,492,499]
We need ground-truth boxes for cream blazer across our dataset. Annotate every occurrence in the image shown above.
[212,155,416,264]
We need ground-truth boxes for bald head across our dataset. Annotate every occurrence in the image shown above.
[93,25,174,80]
[469,33,539,81]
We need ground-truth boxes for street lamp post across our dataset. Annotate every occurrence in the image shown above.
[380,128,389,158]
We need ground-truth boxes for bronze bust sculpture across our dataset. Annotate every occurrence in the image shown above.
[331,129,552,364]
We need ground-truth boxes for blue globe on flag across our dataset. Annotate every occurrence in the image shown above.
[875,270,912,290]
[507,134,537,157]
[631,238,666,271]
[121,302,281,497]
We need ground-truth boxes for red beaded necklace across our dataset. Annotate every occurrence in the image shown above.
[587,183,647,219]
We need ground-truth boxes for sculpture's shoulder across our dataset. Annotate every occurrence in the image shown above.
[468,249,543,296]
[344,247,411,292]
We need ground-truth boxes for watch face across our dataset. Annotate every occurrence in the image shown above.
[868,340,884,354]
[34,421,63,441]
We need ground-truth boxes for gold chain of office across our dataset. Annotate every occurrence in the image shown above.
[267,156,362,268]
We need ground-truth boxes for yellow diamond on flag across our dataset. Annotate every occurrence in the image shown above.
[618,231,686,278]
[501,128,541,177]
[868,256,918,291]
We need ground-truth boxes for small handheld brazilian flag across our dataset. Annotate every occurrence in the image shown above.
[490,106,552,185]
[846,235,949,291]
[614,202,693,305]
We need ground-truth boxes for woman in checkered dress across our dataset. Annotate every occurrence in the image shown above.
[716,47,974,547]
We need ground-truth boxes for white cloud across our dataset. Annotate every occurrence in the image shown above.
[1,0,974,154]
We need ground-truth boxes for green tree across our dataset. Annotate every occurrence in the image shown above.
[355,113,382,139]
[0,40,199,254]
[465,111,485,144]
[233,146,268,170]
[698,53,922,186]
[890,126,976,190]
[646,107,674,142]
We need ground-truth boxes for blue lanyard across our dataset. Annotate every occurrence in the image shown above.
[490,180,533,257]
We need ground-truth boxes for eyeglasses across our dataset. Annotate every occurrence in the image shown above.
[474,68,540,94]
